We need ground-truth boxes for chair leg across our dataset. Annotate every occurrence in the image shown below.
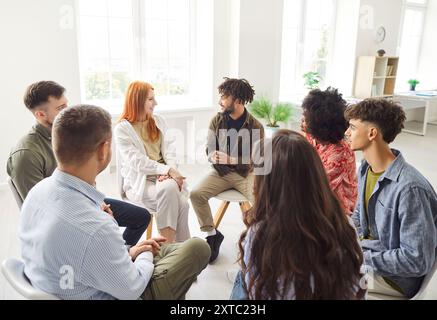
[239,201,252,213]
[146,216,153,239]
[214,201,230,229]
[239,201,252,223]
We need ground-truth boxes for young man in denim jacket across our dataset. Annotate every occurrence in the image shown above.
[345,98,437,299]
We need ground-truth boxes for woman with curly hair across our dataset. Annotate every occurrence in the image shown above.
[231,130,365,300]
[301,87,358,215]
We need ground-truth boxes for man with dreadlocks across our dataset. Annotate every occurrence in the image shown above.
[190,77,264,263]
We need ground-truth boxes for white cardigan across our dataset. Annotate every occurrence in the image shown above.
[114,115,178,203]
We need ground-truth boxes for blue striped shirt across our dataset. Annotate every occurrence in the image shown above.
[20,169,154,300]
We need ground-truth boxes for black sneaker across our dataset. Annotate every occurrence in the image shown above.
[206,230,224,263]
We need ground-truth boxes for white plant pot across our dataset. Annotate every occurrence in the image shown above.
[265,126,280,138]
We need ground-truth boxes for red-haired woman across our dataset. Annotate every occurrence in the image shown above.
[115,81,190,243]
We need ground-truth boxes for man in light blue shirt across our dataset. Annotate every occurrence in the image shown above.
[345,98,437,299]
[20,105,210,300]
[8,81,151,247]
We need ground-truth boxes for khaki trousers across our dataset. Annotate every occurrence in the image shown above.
[190,170,254,232]
[142,238,210,300]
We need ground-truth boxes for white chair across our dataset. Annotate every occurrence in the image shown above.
[1,258,59,300]
[116,155,154,239]
[411,259,437,300]
[369,260,437,300]
[118,183,155,239]
[213,189,252,228]
[7,177,23,210]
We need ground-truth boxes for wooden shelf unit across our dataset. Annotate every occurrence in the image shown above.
[354,56,399,99]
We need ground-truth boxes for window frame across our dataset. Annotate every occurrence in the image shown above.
[395,0,428,91]
[279,0,338,101]
[75,0,212,115]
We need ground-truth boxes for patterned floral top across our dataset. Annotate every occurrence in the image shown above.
[305,133,358,215]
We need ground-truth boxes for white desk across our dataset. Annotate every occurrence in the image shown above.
[393,91,437,136]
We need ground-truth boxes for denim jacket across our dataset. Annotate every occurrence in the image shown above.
[352,149,437,298]
[230,270,248,300]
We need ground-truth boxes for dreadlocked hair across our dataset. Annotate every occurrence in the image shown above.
[218,77,255,105]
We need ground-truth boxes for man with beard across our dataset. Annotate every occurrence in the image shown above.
[190,77,264,263]
[7,81,151,247]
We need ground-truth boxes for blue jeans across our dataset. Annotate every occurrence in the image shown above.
[104,198,151,246]
[230,270,248,300]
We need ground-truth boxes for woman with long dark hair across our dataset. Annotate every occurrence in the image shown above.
[233,130,365,300]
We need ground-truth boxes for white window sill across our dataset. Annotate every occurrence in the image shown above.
[109,105,215,119]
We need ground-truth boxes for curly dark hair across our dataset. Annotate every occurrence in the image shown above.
[345,98,406,144]
[218,77,255,105]
[301,87,348,144]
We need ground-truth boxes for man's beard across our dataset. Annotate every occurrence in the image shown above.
[221,103,236,115]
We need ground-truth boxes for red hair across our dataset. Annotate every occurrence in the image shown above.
[120,81,160,142]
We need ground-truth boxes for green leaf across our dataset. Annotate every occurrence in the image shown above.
[273,103,294,123]
[408,79,419,85]
[303,71,322,90]
[250,98,294,127]
[249,97,273,124]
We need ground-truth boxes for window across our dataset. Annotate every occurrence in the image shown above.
[396,0,428,91]
[77,0,213,114]
[279,0,337,101]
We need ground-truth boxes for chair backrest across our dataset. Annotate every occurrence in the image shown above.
[115,149,126,199]
[1,258,59,300]
[412,259,437,300]
[7,177,23,210]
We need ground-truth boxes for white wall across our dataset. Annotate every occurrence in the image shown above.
[330,0,361,96]
[0,0,81,183]
[237,0,284,103]
[212,0,239,104]
[312,0,404,97]
[418,0,437,89]
[212,0,284,103]
[348,0,403,96]
[355,0,403,57]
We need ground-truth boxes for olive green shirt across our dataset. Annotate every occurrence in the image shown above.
[7,123,57,200]
[364,167,403,294]
[364,167,384,240]
[132,121,165,164]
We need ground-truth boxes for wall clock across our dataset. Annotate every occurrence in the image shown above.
[375,26,386,43]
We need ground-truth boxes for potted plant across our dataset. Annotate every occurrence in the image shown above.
[408,79,420,91]
[377,49,386,57]
[303,71,322,90]
[249,97,294,138]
